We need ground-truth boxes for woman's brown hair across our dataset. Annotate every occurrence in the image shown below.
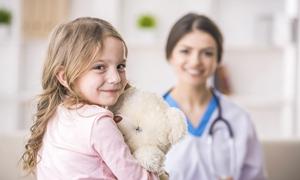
[166,13,223,63]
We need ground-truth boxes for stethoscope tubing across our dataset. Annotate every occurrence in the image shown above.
[209,89,236,178]
[209,89,234,138]
[163,88,236,177]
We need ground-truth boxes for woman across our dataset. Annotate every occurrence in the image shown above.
[163,13,266,180]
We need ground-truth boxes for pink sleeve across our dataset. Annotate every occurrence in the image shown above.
[90,114,158,180]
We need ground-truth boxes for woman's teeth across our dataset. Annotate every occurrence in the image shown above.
[186,69,202,75]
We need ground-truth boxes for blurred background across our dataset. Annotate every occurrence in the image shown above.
[0,0,300,179]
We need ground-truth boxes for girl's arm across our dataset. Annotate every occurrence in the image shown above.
[90,113,159,180]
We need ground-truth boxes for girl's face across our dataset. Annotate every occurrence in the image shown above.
[169,30,218,87]
[76,37,127,107]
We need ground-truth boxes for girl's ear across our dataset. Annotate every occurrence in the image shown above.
[56,67,69,88]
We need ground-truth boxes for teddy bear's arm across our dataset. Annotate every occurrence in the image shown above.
[91,117,159,180]
[133,146,165,173]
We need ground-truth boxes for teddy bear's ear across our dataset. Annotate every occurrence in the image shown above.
[110,85,136,111]
[125,83,131,90]
[166,108,187,144]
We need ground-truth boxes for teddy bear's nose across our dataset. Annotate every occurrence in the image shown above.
[113,115,122,123]
[135,126,142,133]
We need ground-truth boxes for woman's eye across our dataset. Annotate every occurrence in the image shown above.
[117,64,126,72]
[179,49,189,54]
[203,51,215,57]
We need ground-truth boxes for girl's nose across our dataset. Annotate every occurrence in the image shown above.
[107,68,121,84]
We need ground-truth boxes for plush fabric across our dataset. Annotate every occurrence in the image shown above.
[111,87,186,174]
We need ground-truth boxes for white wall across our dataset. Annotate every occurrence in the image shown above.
[120,0,215,43]
[69,0,121,28]
[0,0,22,132]
[216,0,285,47]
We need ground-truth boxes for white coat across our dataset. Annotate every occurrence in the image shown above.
[163,92,266,180]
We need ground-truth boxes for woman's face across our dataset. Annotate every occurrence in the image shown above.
[169,30,218,87]
[75,37,127,107]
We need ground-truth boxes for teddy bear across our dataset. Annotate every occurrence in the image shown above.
[111,86,186,175]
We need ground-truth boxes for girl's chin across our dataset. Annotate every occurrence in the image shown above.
[98,97,119,107]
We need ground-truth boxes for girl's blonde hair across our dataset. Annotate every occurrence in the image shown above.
[21,17,127,173]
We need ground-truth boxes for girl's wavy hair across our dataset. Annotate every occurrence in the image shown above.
[21,17,128,173]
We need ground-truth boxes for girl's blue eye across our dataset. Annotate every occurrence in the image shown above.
[117,64,126,71]
[93,64,105,71]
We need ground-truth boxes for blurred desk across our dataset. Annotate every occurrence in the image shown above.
[262,140,300,180]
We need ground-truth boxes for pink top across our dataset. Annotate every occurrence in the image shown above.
[37,104,158,180]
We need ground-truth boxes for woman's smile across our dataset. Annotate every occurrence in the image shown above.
[184,68,204,76]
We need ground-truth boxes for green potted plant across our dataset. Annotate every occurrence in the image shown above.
[0,8,12,39]
[0,8,12,25]
[137,14,156,30]
[136,14,158,43]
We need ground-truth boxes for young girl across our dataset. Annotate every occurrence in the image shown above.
[21,17,158,180]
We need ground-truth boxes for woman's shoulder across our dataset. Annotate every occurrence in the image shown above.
[218,93,249,117]
[217,93,257,134]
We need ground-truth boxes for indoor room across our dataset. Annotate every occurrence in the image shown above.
[0,0,300,179]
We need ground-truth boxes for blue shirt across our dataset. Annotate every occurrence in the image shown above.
[163,91,217,137]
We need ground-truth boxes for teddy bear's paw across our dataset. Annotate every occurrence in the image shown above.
[167,108,187,143]
[133,146,165,173]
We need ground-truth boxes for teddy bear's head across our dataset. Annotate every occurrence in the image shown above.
[111,87,186,173]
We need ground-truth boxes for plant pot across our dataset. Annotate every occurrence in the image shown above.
[0,24,10,40]
[136,28,157,44]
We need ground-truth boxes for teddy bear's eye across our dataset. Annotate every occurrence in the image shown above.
[135,126,142,133]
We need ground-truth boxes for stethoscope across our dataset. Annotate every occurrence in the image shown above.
[164,88,236,180]
[209,89,236,180]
